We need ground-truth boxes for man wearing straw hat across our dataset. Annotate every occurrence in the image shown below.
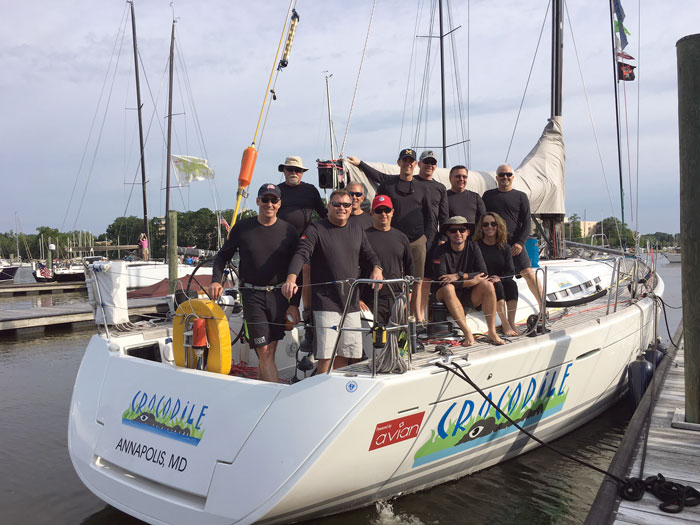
[277,156,327,235]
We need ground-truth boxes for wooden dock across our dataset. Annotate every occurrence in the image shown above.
[0,281,86,297]
[613,339,700,524]
[0,297,168,333]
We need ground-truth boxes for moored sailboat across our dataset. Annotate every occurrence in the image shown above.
[68,1,664,523]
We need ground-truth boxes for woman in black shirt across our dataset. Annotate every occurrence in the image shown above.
[473,212,519,336]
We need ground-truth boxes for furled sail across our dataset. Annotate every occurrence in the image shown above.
[344,116,565,216]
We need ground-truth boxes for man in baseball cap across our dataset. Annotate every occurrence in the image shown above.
[211,182,300,382]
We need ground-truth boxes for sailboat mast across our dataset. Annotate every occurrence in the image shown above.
[608,0,626,233]
[164,18,176,257]
[129,1,150,243]
[438,0,447,168]
[325,74,336,161]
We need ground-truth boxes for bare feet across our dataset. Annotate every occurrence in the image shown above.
[503,327,519,337]
[462,334,476,346]
[487,333,506,345]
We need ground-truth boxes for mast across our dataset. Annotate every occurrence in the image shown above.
[438,0,447,168]
[128,1,150,243]
[324,73,336,161]
[608,0,626,235]
[164,17,176,258]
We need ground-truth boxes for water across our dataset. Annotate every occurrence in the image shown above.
[0,262,682,524]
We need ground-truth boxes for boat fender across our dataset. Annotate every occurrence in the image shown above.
[628,355,653,409]
[173,299,231,374]
[238,146,257,188]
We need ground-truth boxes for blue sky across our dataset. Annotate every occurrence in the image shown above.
[1,0,695,236]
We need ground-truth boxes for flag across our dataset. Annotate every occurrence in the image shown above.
[38,262,52,278]
[617,50,635,60]
[220,217,231,233]
[614,20,630,50]
[617,62,636,81]
[171,155,215,185]
[613,0,625,23]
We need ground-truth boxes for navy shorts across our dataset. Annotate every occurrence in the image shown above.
[241,288,288,349]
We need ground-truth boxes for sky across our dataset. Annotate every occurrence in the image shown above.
[1,0,696,238]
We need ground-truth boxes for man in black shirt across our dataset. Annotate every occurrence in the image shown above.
[347,181,373,230]
[482,164,543,312]
[282,190,383,373]
[210,183,300,382]
[447,165,486,225]
[433,216,505,346]
[359,195,414,325]
[276,155,327,312]
[346,149,432,321]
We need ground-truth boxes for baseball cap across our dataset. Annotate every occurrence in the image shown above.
[371,194,394,211]
[398,148,417,161]
[257,183,282,199]
[420,150,438,162]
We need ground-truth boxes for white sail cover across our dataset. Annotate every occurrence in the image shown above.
[344,116,565,216]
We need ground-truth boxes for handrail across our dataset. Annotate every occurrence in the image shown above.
[564,240,626,257]
[327,277,414,376]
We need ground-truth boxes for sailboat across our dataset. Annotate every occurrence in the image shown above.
[68,1,663,523]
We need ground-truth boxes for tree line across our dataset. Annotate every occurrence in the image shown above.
[0,209,679,262]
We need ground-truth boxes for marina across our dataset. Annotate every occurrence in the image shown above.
[0,281,87,297]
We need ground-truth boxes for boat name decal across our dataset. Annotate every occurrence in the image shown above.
[369,412,425,451]
[412,363,572,467]
[114,437,188,472]
[120,389,208,446]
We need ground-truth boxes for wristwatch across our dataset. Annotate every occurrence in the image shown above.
[458,271,465,280]
[375,266,384,272]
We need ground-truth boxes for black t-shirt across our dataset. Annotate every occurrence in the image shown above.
[482,188,531,246]
[287,219,380,313]
[431,240,487,292]
[277,181,328,235]
[478,241,515,279]
[416,176,449,246]
[348,212,373,230]
[213,217,298,286]
[358,161,433,244]
[447,189,486,225]
[360,227,414,304]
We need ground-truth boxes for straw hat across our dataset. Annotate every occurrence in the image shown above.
[278,156,309,172]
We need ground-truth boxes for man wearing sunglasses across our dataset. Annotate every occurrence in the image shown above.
[447,165,486,226]
[359,195,414,325]
[283,190,383,374]
[276,156,328,236]
[346,149,432,321]
[346,181,373,230]
[482,164,544,313]
[210,183,300,383]
[432,216,505,346]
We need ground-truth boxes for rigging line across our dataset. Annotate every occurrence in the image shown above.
[414,0,436,147]
[467,0,470,165]
[63,2,130,231]
[622,80,634,224]
[252,0,296,147]
[634,0,641,235]
[564,4,621,239]
[504,0,550,164]
[447,0,469,166]
[339,0,376,158]
[257,70,282,152]
[398,0,424,150]
[71,10,131,232]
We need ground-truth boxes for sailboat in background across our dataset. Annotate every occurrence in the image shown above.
[68,2,664,523]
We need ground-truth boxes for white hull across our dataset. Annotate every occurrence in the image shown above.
[68,258,662,523]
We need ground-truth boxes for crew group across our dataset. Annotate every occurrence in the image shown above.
[211,150,543,382]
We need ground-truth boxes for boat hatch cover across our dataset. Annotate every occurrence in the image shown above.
[93,356,283,497]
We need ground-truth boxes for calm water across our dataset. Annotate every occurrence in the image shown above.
[0,262,682,525]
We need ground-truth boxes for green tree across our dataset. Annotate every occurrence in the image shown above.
[565,213,582,242]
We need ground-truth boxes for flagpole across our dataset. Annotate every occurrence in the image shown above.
[609,0,626,238]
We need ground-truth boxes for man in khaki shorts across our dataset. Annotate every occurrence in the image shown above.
[282,189,383,373]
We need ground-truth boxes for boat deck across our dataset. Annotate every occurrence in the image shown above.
[341,280,639,375]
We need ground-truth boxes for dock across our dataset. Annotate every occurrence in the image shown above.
[586,319,700,524]
[0,297,168,333]
[0,281,87,297]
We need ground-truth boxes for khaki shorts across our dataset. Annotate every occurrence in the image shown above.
[314,310,363,360]
[409,235,427,279]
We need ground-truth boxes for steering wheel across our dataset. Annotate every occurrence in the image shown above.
[185,257,239,302]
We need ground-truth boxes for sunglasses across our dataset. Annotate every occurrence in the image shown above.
[349,191,364,198]
[422,159,437,166]
[331,201,352,208]
[285,167,303,174]
[447,227,468,234]
[497,172,514,178]
[260,196,280,204]
[374,207,392,215]
[482,221,498,227]
[452,174,468,179]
